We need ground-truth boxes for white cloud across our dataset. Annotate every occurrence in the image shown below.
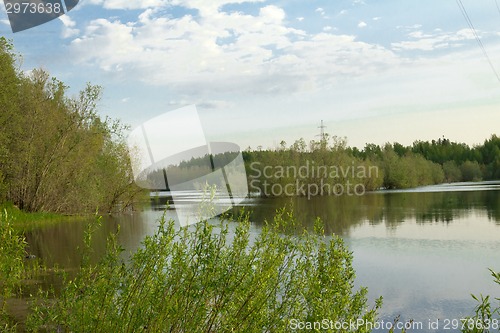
[197,99,234,109]
[455,28,475,40]
[171,0,267,16]
[166,98,233,110]
[85,0,266,14]
[392,28,477,51]
[297,17,304,22]
[69,3,401,96]
[59,15,80,38]
[358,21,367,28]
[408,31,431,39]
[85,0,159,9]
[397,24,423,31]
[259,5,285,23]
[85,0,167,10]
[315,7,327,17]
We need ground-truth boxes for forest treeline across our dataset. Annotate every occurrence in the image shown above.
[0,38,143,214]
[147,133,499,197]
[244,133,500,196]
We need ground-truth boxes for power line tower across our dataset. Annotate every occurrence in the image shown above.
[317,120,327,141]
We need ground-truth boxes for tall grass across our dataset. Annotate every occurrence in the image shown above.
[0,209,28,332]
[0,202,76,232]
[27,208,382,332]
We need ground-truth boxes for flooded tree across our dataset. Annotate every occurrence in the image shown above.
[0,38,143,214]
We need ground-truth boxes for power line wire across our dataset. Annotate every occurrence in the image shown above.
[495,0,500,19]
[456,0,500,82]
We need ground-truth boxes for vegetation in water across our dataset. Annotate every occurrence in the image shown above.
[0,209,27,332]
[24,208,382,332]
[461,269,500,333]
[1,205,498,332]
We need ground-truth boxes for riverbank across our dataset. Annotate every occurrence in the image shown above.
[0,202,86,232]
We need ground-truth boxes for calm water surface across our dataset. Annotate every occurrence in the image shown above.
[25,181,500,332]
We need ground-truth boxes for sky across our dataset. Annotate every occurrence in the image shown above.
[1,0,500,149]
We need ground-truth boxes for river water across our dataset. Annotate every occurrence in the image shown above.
[25,181,500,332]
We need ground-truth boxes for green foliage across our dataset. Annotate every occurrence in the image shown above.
[244,134,498,196]
[246,136,383,198]
[0,39,144,215]
[460,161,483,182]
[411,136,500,182]
[0,210,25,295]
[0,210,27,331]
[412,138,472,165]
[461,269,500,333]
[27,209,382,332]
[480,135,500,180]
[382,147,444,189]
[0,38,22,205]
[443,161,462,183]
[0,202,72,232]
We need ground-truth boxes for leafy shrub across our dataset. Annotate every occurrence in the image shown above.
[443,161,462,183]
[460,161,483,182]
[27,209,382,332]
[461,269,500,333]
[0,210,27,331]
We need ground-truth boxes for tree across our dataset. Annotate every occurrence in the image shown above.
[0,38,22,202]
[443,161,462,183]
[0,41,144,214]
[460,161,482,182]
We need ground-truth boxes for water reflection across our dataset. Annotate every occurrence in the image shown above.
[24,210,166,269]
[242,184,500,235]
[22,181,500,333]
[24,182,500,268]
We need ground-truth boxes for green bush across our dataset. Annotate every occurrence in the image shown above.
[0,209,28,331]
[443,161,462,183]
[27,209,382,332]
[461,269,500,333]
[460,161,483,182]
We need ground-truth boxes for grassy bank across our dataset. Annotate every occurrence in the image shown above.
[0,202,84,232]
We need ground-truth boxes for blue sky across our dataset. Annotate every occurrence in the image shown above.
[1,0,500,149]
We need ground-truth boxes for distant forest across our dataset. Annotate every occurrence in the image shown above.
[146,133,499,197]
[243,134,500,196]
